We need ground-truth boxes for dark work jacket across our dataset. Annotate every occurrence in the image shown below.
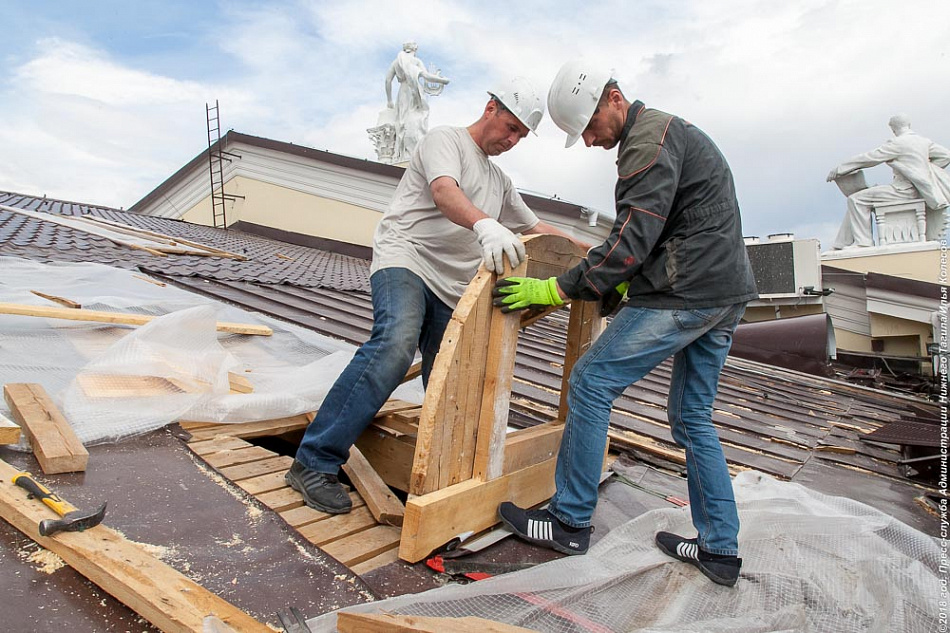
[557,101,758,309]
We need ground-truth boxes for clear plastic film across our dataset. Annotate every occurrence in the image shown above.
[0,256,423,445]
[308,472,941,633]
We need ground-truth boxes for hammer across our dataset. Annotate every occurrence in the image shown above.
[11,472,106,536]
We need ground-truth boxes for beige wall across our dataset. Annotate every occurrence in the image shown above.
[824,249,942,284]
[181,176,382,247]
[835,329,873,353]
[869,313,933,355]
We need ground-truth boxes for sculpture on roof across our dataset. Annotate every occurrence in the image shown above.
[368,42,450,164]
[826,114,950,249]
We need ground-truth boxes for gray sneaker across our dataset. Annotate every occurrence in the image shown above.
[285,460,352,514]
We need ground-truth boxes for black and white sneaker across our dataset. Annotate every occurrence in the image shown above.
[498,502,591,555]
[285,460,352,514]
[655,531,742,587]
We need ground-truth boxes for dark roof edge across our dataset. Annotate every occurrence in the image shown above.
[232,221,373,260]
[822,265,943,299]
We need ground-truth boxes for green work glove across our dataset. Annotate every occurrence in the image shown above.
[599,281,630,317]
[492,276,564,313]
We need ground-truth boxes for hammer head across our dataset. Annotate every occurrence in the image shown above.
[38,502,107,537]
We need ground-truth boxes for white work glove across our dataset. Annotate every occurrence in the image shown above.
[472,218,525,274]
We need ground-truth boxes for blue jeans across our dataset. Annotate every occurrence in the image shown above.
[548,303,746,556]
[295,268,454,474]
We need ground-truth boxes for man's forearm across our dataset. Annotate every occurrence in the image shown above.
[430,176,488,228]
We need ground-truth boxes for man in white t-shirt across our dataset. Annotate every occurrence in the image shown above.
[286,77,580,514]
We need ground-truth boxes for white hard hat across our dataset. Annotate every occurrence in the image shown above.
[547,59,613,147]
[487,76,545,134]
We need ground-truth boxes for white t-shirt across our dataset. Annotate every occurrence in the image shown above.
[371,126,540,307]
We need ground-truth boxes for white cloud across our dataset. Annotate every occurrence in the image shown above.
[0,0,947,242]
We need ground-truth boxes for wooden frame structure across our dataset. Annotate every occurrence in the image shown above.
[391,234,603,562]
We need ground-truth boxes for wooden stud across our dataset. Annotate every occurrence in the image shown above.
[342,446,405,527]
[0,302,272,336]
[355,429,415,493]
[0,459,270,632]
[559,299,604,423]
[503,424,562,474]
[187,436,253,455]
[0,412,21,445]
[349,548,400,576]
[202,445,276,469]
[399,457,557,563]
[336,612,538,633]
[184,412,313,442]
[4,383,88,474]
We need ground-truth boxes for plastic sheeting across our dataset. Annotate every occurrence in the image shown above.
[0,257,424,445]
[309,472,941,633]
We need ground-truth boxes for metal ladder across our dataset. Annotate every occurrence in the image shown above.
[206,100,230,229]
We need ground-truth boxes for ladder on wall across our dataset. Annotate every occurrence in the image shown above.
[206,100,229,229]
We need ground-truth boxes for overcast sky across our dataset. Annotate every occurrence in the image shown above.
[0,1,947,250]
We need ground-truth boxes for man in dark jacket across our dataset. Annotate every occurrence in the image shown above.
[494,59,758,587]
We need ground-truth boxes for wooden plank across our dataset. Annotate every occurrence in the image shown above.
[355,429,414,493]
[0,412,22,445]
[0,459,270,632]
[185,413,313,442]
[279,492,364,528]
[202,445,276,469]
[342,446,405,526]
[0,302,272,336]
[503,424,562,473]
[187,435,253,456]
[399,457,558,563]
[337,612,538,633]
[376,400,421,416]
[349,548,400,576]
[321,524,401,567]
[235,470,289,495]
[559,300,603,423]
[219,455,293,481]
[299,506,377,546]
[472,261,524,481]
[227,372,254,394]
[30,290,80,309]
[255,487,304,512]
[4,383,88,474]
[450,282,490,486]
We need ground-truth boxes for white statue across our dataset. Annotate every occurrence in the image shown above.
[827,114,950,249]
[383,42,450,163]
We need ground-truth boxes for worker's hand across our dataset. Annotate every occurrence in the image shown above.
[492,276,564,313]
[473,218,526,274]
[599,281,629,317]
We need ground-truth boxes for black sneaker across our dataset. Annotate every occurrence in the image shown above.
[498,502,590,555]
[655,531,742,587]
[285,460,352,514]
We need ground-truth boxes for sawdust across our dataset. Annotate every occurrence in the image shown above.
[26,548,66,574]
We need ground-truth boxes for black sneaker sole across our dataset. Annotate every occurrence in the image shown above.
[285,472,351,515]
[655,537,739,587]
[498,510,588,556]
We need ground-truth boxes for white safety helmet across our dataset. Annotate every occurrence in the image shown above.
[487,76,545,134]
[547,59,614,147]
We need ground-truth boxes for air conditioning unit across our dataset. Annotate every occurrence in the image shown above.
[744,235,822,299]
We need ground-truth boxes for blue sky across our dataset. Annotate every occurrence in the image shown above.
[0,0,947,250]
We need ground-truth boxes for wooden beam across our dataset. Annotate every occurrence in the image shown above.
[342,446,405,527]
[0,302,272,336]
[321,524,401,567]
[503,424,562,474]
[337,612,537,633]
[184,413,313,442]
[4,384,88,474]
[0,459,270,632]
[0,412,21,445]
[399,457,557,563]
